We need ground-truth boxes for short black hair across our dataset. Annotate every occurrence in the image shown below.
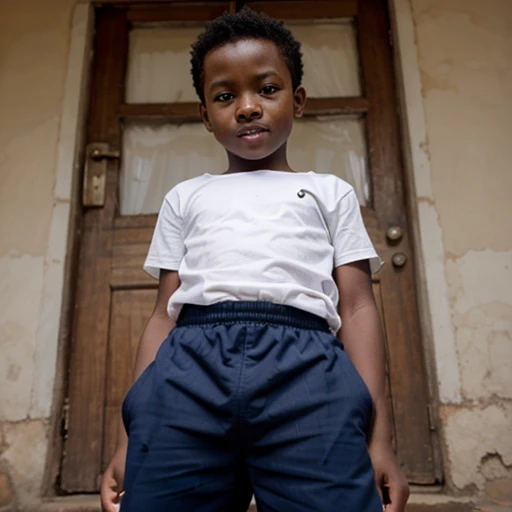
[190,7,303,104]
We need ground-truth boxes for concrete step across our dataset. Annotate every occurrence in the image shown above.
[29,494,511,512]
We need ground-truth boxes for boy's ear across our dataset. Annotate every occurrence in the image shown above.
[200,104,213,132]
[293,85,307,118]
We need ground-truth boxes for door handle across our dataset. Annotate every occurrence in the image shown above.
[83,142,120,207]
[392,252,407,268]
[386,226,404,242]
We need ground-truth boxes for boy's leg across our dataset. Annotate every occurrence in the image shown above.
[244,326,383,512]
[120,326,252,512]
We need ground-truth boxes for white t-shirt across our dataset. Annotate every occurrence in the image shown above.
[144,170,381,332]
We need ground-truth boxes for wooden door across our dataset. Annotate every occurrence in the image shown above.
[61,0,441,492]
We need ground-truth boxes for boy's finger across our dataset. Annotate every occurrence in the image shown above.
[100,479,121,512]
[385,483,409,512]
[100,492,120,512]
[381,483,390,506]
[372,470,383,504]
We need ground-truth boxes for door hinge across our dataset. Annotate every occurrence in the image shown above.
[61,397,70,439]
[427,404,437,432]
[388,29,394,47]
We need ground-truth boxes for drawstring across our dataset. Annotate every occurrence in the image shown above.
[297,188,332,243]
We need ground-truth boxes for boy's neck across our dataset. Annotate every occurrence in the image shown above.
[224,164,295,174]
[225,147,295,174]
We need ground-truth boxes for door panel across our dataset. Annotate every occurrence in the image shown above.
[102,289,157,471]
[62,0,440,492]
[111,216,156,288]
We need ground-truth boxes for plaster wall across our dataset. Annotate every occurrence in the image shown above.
[0,0,79,507]
[410,0,512,496]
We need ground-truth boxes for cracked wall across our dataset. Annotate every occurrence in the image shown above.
[411,0,512,497]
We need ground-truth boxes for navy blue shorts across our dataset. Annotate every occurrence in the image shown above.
[120,302,382,512]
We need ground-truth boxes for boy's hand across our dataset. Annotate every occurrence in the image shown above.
[369,441,410,512]
[100,447,126,512]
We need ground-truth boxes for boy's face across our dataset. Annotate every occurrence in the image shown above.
[200,38,306,172]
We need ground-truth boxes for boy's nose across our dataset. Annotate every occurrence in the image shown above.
[236,97,263,121]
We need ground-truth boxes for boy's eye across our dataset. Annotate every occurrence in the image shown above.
[215,92,234,102]
[261,85,278,95]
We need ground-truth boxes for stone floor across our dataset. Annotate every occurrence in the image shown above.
[27,494,512,512]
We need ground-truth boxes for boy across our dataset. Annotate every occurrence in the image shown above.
[101,7,409,512]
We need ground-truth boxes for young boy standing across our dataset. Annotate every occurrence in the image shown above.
[101,8,409,512]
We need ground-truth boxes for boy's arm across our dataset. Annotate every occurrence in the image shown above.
[132,269,180,380]
[100,269,180,512]
[334,260,409,512]
[120,269,180,449]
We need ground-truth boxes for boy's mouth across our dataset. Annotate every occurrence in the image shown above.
[237,125,269,139]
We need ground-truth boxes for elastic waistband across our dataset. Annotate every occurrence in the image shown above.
[177,302,330,332]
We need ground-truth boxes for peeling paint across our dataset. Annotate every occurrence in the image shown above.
[412,0,512,257]
[446,250,512,403]
[418,138,431,159]
[7,363,22,382]
[452,250,512,311]
[481,453,511,481]
[417,202,462,404]
[417,195,435,206]
[0,255,45,422]
[0,420,49,506]
[411,0,512,38]
[442,404,512,491]
[30,201,71,418]
[442,248,512,490]
[420,62,459,94]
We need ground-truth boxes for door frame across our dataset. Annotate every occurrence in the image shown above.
[43,0,456,496]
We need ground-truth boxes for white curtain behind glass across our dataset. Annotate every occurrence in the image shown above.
[120,123,227,215]
[291,21,361,97]
[288,116,370,206]
[126,26,203,103]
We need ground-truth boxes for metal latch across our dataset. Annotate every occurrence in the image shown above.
[83,142,120,207]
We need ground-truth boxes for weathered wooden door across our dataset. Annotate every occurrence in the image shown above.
[61,0,441,492]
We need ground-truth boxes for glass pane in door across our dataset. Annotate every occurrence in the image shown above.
[289,20,361,97]
[288,115,370,206]
[126,25,204,103]
[120,116,370,215]
[126,20,362,102]
[120,121,227,215]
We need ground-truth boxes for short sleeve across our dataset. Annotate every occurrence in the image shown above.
[143,188,185,279]
[330,188,383,273]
